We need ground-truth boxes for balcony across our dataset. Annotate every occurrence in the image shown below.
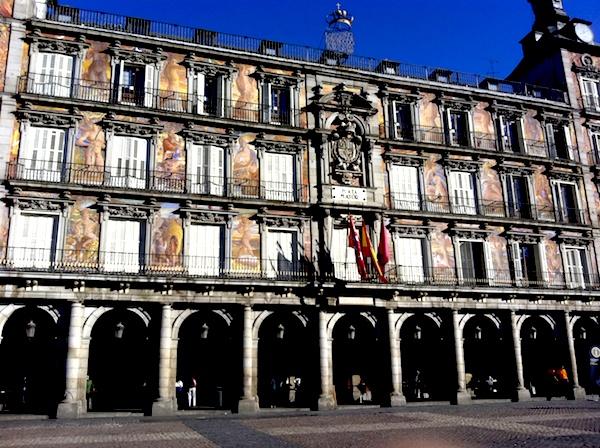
[583,94,600,114]
[388,193,561,223]
[6,160,309,203]
[18,74,303,128]
[330,263,600,291]
[2,247,312,282]
[42,4,567,103]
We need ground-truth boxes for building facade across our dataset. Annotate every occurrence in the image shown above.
[0,0,599,417]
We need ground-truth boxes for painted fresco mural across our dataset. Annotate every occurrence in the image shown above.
[232,64,258,120]
[544,235,564,284]
[9,119,19,163]
[159,52,187,111]
[155,122,185,190]
[594,186,600,225]
[0,24,9,92]
[73,112,106,184]
[430,223,455,274]
[523,111,546,157]
[0,200,9,259]
[480,161,504,216]
[231,214,260,272]
[489,233,510,284]
[0,0,13,18]
[472,102,495,135]
[419,93,441,129]
[81,41,111,85]
[63,199,100,266]
[533,167,554,221]
[232,133,258,195]
[151,204,183,270]
[423,154,449,211]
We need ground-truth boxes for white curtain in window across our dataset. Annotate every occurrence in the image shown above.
[11,214,55,269]
[187,224,222,276]
[390,165,419,210]
[393,236,424,283]
[187,144,225,196]
[266,230,296,278]
[104,219,141,273]
[34,52,73,97]
[450,171,476,215]
[109,136,147,189]
[264,152,294,201]
[20,127,65,182]
[330,226,360,281]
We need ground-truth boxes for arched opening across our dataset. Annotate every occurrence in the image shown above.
[574,317,600,395]
[332,313,386,405]
[0,307,62,415]
[176,310,236,410]
[463,315,512,399]
[257,312,316,409]
[400,314,452,402]
[521,316,567,398]
[87,309,150,412]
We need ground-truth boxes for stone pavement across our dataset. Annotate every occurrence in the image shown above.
[1,401,600,447]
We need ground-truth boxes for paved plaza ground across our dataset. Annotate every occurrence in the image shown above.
[1,400,600,447]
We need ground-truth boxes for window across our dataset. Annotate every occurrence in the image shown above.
[511,242,543,286]
[582,78,600,111]
[564,247,590,288]
[458,240,490,285]
[108,136,148,189]
[392,101,414,140]
[552,181,582,224]
[19,126,65,182]
[505,174,532,219]
[116,62,156,108]
[32,52,73,97]
[331,226,360,281]
[193,72,225,116]
[266,230,298,279]
[103,219,142,273]
[264,152,295,201]
[9,214,56,268]
[393,236,425,283]
[187,144,225,196]
[447,110,470,146]
[590,130,600,162]
[261,82,296,125]
[187,224,223,276]
[546,123,573,161]
[389,165,420,210]
[499,116,524,153]
[449,171,477,215]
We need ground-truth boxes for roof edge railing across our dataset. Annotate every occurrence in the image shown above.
[44,4,567,104]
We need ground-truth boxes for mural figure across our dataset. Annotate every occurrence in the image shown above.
[533,168,554,221]
[73,113,105,183]
[424,155,449,211]
[233,64,258,120]
[0,0,13,18]
[231,215,260,272]
[0,24,10,91]
[481,162,504,216]
[151,209,183,269]
[155,124,185,190]
[64,200,100,265]
[232,134,258,196]
[81,42,111,85]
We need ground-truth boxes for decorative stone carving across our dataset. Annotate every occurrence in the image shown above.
[251,65,301,87]
[258,213,306,228]
[27,29,89,55]
[447,223,492,239]
[101,113,163,137]
[312,83,377,116]
[503,230,544,244]
[573,61,600,80]
[554,231,592,246]
[97,196,159,221]
[435,93,476,111]
[382,150,425,167]
[16,104,81,128]
[7,194,73,215]
[443,157,481,172]
[390,224,430,237]
[329,114,364,185]
[180,126,234,146]
[107,41,166,65]
[182,53,236,77]
[253,133,304,154]
[179,204,235,227]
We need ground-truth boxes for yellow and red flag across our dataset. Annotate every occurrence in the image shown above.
[347,215,368,279]
[360,223,387,283]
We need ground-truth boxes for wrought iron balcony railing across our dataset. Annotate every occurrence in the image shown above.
[7,160,308,203]
[19,74,303,127]
[2,247,312,281]
[330,262,600,291]
[583,94,600,114]
[43,4,567,103]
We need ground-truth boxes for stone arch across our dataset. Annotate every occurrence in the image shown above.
[172,308,232,340]
[0,304,61,341]
[516,314,556,334]
[459,313,502,332]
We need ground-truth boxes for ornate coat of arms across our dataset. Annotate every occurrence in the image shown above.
[329,114,363,185]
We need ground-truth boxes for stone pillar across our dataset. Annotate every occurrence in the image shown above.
[510,311,531,401]
[388,309,406,406]
[318,309,336,410]
[565,311,586,400]
[238,305,258,413]
[152,304,175,415]
[452,310,471,404]
[57,301,85,418]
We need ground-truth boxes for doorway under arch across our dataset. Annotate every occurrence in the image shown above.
[574,317,600,395]
[332,313,386,405]
[176,310,237,410]
[0,306,62,415]
[400,314,452,402]
[87,309,150,412]
[257,312,316,409]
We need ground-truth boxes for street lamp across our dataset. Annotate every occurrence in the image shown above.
[414,325,422,341]
[25,320,36,339]
[276,324,285,340]
[114,322,125,339]
[200,323,209,339]
[529,326,537,340]
[474,326,482,341]
[347,325,356,340]
[578,327,587,340]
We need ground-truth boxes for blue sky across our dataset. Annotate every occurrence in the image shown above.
[64,0,600,78]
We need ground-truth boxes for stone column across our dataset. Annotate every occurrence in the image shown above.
[318,309,336,410]
[57,301,85,418]
[565,311,586,400]
[452,310,471,404]
[152,304,175,415]
[238,305,258,413]
[510,311,531,401]
[388,309,406,406]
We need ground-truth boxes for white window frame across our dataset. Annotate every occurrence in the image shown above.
[263,151,296,201]
[389,164,420,211]
[449,170,478,215]
[391,101,414,140]
[102,218,143,274]
[581,77,600,111]
[590,129,600,162]
[186,223,224,277]
[187,143,225,196]
[546,122,574,161]
[116,61,157,108]
[261,82,297,126]
[510,241,547,287]
[107,135,149,190]
[18,125,66,183]
[504,173,534,219]
[32,51,74,98]
[330,225,360,282]
[498,115,525,153]
[455,238,493,286]
[7,212,58,269]
[551,180,583,224]
[393,235,426,283]
[446,108,472,147]
[564,246,591,289]
[265,228,299,279]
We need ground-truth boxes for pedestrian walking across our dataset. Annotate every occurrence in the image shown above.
[187,377,197,408]
[85,376,95,411]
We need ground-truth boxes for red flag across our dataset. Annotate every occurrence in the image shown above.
[378,219,392,269]
[360,223,387,283]
[347,215,368,279]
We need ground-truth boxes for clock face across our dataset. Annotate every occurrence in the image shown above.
[575,23,595,44]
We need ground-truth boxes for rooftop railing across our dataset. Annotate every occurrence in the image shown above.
[7,160,309,203]
[44,4,567,103]
[19,74,304,127]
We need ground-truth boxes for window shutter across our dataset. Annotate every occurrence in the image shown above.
[196,72,206,114]
[209,145,225,196]
[511,242,524,284]
[563,125,573,160]
[483,241,494,285]
[394,237,424,283]
[331,227,358,281]
[144,64,156,108]
[30,215,54,268]
[55,54,73,97]
[546,123,556,157]
[390,165,419,210]
[216,75,225,117]
[116,60,125,102]
[288,86,296,126]
[188,224,221,276]
[450,171,476,215]
[261,83,272,123]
